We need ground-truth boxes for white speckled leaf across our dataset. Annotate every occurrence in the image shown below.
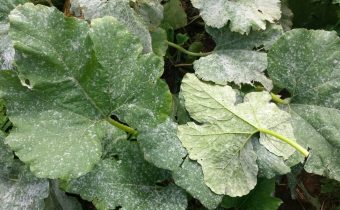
[268,29,340,181]
[138,118,187,171]
[268,29,340,109]
[0,4,170,179]
[191,0,281,34]
[178,74,298,196]
[194,24,283,90]
[63,140,187,210]
[0,134,50,210]
[290,105,340,182]
[70,0,161,53]
[173,158,223,209]
[0,0,28,69]
[206,24,283,51]
[194,50,272,90]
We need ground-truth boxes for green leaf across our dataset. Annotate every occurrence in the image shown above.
[130,0,164,30]
[267,29,340,181]
[63,140,187,210]
[190,0,281,34]
[0,134,50,210]
[1,4,170,179]
[178,74,299,196]
[173,158,223,209]
[161,0,187,30]
[151,27,168,57]
[194,24,283,90]
[221,178,282,210]
[70,0,160,53]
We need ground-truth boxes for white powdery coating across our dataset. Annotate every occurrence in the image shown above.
[191,0,281,34]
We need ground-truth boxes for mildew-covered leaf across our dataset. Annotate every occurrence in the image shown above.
[138,118,187,171]
[0,4,170,179]
[290,105,340,181]
[70,0,162,53]
[190,0,281,34]
[268,29,340,109]
[194,24,283,90]
[178,74,298,196]
[173,158,223,209]
[0,0,28,69]
[0,134,50,210]
[63,140,187,210]
[268,29,340,181]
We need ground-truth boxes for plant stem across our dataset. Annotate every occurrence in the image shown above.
[165,41,211,57]
[258,127,309,157]
[270,93,289,105]
[175,63,193,67]
[106,117,138,136]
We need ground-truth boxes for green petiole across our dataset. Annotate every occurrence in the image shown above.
[106,117,138,136]
[166,41,212,57]
[258,127,309,157]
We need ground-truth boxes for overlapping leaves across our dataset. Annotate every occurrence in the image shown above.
[268,29,340,181]
[0,3,170,179]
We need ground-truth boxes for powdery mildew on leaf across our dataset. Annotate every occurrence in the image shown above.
[63,140,187,210]
[0,0,28,70]
[268,29,340,109]
[70,0,161,53]
[0,4,170,179]
[194,24,283,90]
[190,0,281,34]
[138,118,187,171]
[268,29,340,181]
[0,134,50,210]
[194,50,271,89]
[173,158,223,209]
[178,74,298,196]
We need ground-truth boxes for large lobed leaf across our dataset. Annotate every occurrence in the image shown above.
[268,29,340,181]
[190,0,281,34]
[0,3,170,179]
[178,74,298,196]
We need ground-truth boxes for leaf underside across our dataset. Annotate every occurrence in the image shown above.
[178,74,298,196]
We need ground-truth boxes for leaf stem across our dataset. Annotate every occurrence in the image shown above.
[258,127,309,157]
[165,41,212,57]
[270,93,289,105]
[106,117,138,136]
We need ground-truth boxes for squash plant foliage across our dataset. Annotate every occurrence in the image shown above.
[0,0,339,209]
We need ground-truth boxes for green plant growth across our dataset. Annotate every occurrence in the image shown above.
[0,0,339,209]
